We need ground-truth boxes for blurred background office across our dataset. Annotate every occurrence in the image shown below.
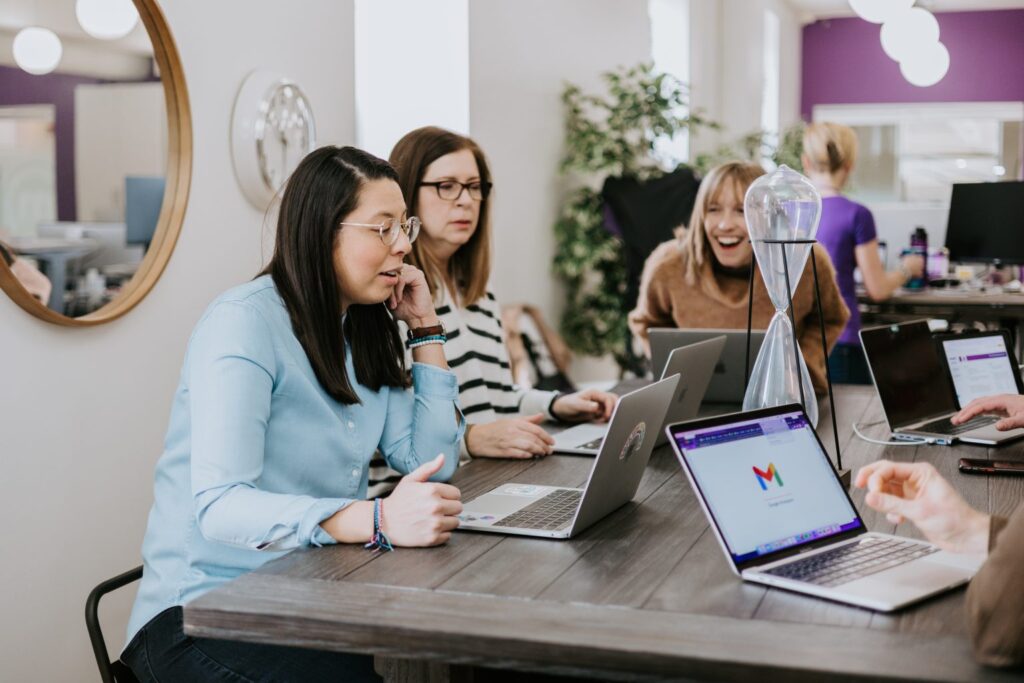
[2,1,1024,680]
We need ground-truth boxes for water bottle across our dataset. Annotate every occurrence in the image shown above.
[906,227,928,289]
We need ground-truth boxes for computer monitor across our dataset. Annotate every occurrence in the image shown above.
[125,176,166,248]
[945,180,1024,264]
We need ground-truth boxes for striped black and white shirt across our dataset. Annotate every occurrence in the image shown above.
[366,285,557,497]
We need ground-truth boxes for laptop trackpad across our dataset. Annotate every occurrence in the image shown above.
[840,558,971,603]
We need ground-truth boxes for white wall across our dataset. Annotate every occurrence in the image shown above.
[0,1,355,680]
[688,0,802,158]
[354,0,469,158]
[467,0,653,333]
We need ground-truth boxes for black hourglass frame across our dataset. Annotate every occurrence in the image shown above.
[743,238,844,478]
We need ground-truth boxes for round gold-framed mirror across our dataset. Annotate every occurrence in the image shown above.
[0,0,191,326]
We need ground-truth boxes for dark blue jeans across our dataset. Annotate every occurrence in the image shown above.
[828,342,872,385]
[123,607,381,682]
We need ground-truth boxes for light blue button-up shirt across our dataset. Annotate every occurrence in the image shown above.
[126,276,463,644]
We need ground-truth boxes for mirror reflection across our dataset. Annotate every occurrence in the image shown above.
[0,0,166,317]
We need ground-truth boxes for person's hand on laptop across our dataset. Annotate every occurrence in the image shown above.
[952,394,1024,431]
[551,389,618,423]
[854,460,990,555]
[466,415,555,459]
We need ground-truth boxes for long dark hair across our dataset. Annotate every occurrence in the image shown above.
[262,146,408,404]
[389,126,492,306]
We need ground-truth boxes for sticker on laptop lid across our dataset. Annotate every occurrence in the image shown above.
[619,422,647,461]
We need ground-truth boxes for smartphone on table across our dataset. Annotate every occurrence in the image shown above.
[959,458,1024,475]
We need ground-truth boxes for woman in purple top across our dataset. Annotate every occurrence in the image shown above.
[802,123,924,383]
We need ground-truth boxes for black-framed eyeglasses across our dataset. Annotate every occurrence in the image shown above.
[420,180,492,201]
[338,216,421,245]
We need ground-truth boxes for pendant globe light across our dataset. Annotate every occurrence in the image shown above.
[76,0,140,40]
[12,27,63,75]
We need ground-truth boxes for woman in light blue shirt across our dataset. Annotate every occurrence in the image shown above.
[123,146,464,682]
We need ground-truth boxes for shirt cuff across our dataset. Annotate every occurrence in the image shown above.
[519,388,559,418]
[410,362,459,399]
[299,498,354,547]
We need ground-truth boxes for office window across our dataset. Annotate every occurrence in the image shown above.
[814,102,1024,203]
[649,0,690,167]
[355,0,469,158]
[761,9,781,157]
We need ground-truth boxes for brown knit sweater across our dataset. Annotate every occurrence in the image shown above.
[629,239,849,395]
[965,507,1024,667]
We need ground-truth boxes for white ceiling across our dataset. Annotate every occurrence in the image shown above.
[787,0,1024,21]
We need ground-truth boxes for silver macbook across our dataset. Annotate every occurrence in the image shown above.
[649,328,764,404]
[860,320,1024,446]
[667,405,983,611]
[457,375,679,539]
[553,336,725,455]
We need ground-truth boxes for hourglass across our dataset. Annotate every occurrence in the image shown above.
[742,165,822,425]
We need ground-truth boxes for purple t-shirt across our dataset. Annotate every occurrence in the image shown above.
[816,196,877,346]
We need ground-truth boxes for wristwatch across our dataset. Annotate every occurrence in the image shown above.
[407,321,445,342]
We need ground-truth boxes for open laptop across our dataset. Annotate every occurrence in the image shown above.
[649,328,764,404]
[860,320,1024,446]
[667,404,984,611]
[457,374,679,539]
[553,336,725,455]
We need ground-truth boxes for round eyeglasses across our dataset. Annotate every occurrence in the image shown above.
[420,180,492,201]
[339,216,420,245]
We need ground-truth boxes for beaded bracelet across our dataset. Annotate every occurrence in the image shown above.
[364,498,394,552]
[406,334,446,350]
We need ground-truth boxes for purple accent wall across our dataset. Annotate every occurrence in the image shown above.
[801,9,1024,120]
[0,65,104,221]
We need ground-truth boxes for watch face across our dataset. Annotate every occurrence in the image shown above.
[256,82,315,193]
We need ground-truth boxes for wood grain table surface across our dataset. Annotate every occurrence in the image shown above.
[184,385,1024,682]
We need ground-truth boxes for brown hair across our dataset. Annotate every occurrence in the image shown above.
[680,161,766,284]
[389,126,492,306]
[803,122,858,176]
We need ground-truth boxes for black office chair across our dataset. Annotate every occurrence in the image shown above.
[85,566,143,683]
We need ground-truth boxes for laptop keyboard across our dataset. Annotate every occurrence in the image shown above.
[763,537,938,588]
[493,488,582,531]
[917,414,997,435]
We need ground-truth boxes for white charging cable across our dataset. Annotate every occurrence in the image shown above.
[852,420,935,446]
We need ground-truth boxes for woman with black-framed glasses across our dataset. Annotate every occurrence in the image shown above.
[361,126,616,495]
[122,146,464,682]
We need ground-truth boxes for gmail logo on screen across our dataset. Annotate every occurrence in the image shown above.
[752,463,784,491]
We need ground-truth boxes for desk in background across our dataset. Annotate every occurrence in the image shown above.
[9,237,99,313]
[183,386,1024,682]
[859,286,1024,358]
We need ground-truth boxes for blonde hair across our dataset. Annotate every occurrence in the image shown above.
[680,161,766,284]
[803,122,858,177]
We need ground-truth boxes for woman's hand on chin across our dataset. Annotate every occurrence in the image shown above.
[387,264,439,328]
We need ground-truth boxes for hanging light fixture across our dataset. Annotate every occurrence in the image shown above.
[899,41,950,87]
[75,0,140,40]
[880,7,940,62]
[12,27,63,75]
[849,0,914,24]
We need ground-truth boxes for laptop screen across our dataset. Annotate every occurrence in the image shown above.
[672,409,863,566]
[941,333,1021,407]
[860,321,956,428]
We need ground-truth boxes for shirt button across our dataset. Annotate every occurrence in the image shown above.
[347,421,355,430]
[351,468,359,477]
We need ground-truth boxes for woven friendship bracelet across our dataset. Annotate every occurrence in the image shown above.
[364,498,394,552]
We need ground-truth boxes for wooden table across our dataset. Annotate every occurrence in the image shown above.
[184,386,1024,682]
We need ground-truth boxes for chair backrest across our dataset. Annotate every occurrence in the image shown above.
[85,566,143,683]
[502,304,576,393]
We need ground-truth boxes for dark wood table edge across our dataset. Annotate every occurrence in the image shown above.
[183,574,1019,683]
